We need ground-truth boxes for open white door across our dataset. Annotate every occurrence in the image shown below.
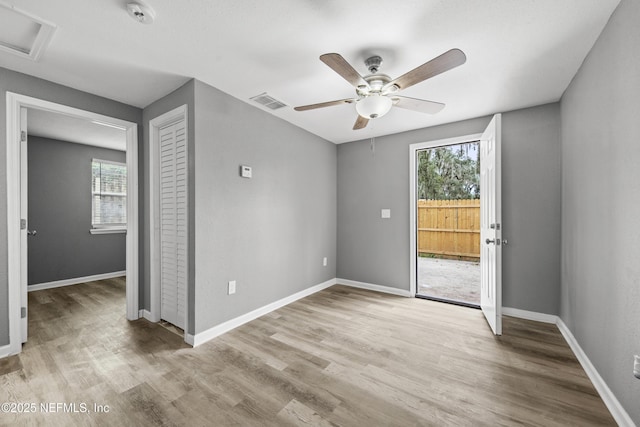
[20,107,28,343]
[480,114,502,335]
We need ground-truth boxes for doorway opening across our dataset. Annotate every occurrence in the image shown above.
[6,93,139,356]
[415,140,481,307]
[409,115,502,335]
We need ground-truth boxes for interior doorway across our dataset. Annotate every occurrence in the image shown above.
[6,92,139,355]
[415,140,481,307]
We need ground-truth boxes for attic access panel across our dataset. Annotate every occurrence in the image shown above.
[0,4,56,61]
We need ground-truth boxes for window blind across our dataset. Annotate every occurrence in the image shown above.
[91,159,127,228]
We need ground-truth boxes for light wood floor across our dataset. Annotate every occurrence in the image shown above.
[0,279,615,426]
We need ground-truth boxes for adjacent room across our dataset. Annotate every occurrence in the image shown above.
[0,0,638,425]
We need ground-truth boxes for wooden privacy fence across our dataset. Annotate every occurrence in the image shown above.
[418,199,480,259]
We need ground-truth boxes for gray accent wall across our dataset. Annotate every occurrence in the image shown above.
[560,0,640,422]
[337,103,562,315]
[0,67,142,347]
[28,136,126,284]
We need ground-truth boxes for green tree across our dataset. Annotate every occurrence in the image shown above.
[417,142,479,200]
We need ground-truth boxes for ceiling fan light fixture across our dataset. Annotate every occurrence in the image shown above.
[356,95,392,119]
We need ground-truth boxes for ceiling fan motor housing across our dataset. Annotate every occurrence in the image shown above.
[365,55,383,74]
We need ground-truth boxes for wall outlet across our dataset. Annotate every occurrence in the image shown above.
[323,257,327,267]
[381,209,391,219]
[634,355,640,379]
[228,280,236,295]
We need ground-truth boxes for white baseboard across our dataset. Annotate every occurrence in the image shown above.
[186,278,337,347]
[502,307,558,324]
[556,319,634,427]
[506,308,634,426]
[0,344,12,359]
[28,271,126,292]
[138,309,153,321]
[336,278,413,297]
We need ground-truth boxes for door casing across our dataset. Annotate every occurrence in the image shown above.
[148,104,189,341]
[5,92,139,356]
[409,133,483,296]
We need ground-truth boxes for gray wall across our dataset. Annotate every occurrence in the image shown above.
[560,0,640,422]
[192,80,337,335]
[142,79,337,336]
[337,103,561,315]
[0,67,142,346]
[28,136,126,284]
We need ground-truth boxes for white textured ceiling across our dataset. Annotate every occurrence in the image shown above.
[0,0,620,144]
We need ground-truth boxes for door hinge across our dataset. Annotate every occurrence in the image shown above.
[21,307,27,318]
[21,219,26,230]
[20,131,27,142]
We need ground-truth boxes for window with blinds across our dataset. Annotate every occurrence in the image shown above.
[91,159,127,230]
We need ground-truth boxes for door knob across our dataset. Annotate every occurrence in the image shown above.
[485,238,500,245]
[27,230,37,236]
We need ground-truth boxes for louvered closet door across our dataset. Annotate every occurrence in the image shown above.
[159,120,187,330]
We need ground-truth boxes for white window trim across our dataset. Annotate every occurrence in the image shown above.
[90,227,127,235]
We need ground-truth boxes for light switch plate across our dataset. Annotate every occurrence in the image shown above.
[228,280,236,295]
[381,209,391,219]
[240,165,252,178]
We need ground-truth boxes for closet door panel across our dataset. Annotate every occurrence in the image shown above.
[159,120,187,329]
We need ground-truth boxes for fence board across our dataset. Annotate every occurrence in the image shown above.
[417,199,480,259]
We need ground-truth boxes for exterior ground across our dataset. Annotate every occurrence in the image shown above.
[417,257,480,305]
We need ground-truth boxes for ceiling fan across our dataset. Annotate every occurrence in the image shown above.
[294,49,466,130]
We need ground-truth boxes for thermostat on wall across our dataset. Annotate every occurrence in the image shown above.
[240,165,252,178]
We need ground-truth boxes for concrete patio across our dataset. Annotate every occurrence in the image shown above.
[417,257,480,305]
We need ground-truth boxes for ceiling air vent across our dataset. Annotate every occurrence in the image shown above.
[0,4,57,61]
[250,93,287,110]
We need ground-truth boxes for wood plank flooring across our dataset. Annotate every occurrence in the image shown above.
[0,279,615,426]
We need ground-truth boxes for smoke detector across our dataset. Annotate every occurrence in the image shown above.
[126,2,156,24]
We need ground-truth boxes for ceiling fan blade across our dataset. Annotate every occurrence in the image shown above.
[386,48,466,91]
[320,53,368,88]
[353,115,369,130]
[392,95,445,114]
[294,98,355,111]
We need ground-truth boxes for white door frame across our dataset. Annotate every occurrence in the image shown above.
[148,104,188,339]
[409,133,483,296]
[6,92,139,355]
